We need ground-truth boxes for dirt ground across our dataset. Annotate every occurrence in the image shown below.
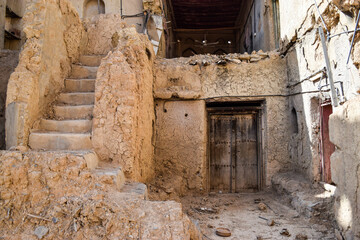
[179,191,336,240]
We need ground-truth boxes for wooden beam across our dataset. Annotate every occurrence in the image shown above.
[174,27,240,32]
[165,0,177,29]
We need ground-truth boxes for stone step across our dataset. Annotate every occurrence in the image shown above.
[78,55,105,67]
[57,92,94,105]
[65,79,95,92]
[120,182,148,200]
[29,132,92,151]
[70,65,98,79]
[54,105,93,120]
[94,167,126,190]
[39,119,92,133]
[272,172,335,219]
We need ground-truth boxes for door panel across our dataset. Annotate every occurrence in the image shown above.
[210,115,233,192]
[209,113,259,192]
[234,114,258,191]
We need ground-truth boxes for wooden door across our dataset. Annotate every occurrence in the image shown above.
[209,113,259,193]
[234,114,258,191]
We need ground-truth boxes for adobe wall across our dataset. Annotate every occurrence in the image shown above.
[280,0,360,181]
[5,0,85,148]
[280,1,360,237]
[153,53,291,195]
[92,27,155,183]
[82,13,127,55]
[330,97,360,239]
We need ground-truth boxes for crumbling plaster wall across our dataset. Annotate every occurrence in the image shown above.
[68,0,145,32]
[280,0,360,181]
[330,96,360,239]
[92,27,155,183]
[82,13,126,55]
[0,151,200,239]
[153,53,291,195]
[5,0,85,148]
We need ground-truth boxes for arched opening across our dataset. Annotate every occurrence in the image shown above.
[84,0,105,19]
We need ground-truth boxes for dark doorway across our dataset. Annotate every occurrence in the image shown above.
[208,102,263,193]
[320,103,335,183]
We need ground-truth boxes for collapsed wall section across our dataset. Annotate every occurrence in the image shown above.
[153,53,290,196]
[5,0,85,148]
[0,150,199,239]
[92,27,155,182]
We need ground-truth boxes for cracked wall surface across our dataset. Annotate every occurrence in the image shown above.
[281,0,360,182]
[92,27,155,183]
[153,53,291,195]
[5,0,85,148]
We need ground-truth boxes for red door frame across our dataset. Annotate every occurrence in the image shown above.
[320,102,335,183]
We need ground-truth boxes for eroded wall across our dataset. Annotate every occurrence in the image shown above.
[92,27,155,182]
[154,100,207,196]
[330,97,360,239]
[281,0,360,181]
[153,53,290,195]
[82,13,126,55]
[5,0,84,148]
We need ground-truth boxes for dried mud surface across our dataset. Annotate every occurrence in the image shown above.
[180,192,336,240]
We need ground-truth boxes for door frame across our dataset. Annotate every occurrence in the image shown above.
[206,101,266,192]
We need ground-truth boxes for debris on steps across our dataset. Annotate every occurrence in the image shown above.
[272,172,336,221]
[0,151,200,239]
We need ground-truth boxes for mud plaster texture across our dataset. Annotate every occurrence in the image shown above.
[281,0,360,181]
[92,27,155,182]
[5,0,84,148]
[82,14,127,55]
[330,96,360,239]
[153,100,207,197]
[0,151,200,240]
[152,53,291,196]
[0,50,19,150]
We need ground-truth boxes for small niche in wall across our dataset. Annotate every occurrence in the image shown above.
[84,0,105,19]
[290,108,299,134]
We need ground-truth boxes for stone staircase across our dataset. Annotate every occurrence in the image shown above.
[29,55,103,151]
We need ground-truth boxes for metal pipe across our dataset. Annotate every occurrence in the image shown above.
[347,9,360,64]
[328,29,360,39]
[319,26,339,108]
[120,0,123,17]
[314,0,330,36]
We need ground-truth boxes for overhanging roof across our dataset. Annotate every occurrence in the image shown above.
[170,0,243,29]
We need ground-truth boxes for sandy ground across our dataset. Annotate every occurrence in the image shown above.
[180,191,336,240]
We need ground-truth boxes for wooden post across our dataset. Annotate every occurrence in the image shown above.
[0,0,6,49]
